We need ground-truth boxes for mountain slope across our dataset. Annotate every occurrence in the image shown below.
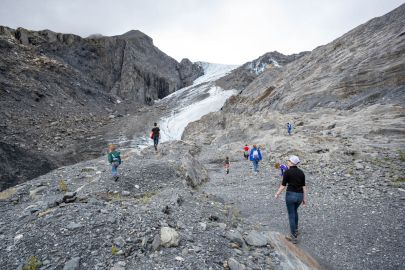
[0,26,203,190]
[228,4,405,112]
[182,4,405,269]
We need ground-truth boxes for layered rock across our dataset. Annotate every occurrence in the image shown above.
[225,5,405,113]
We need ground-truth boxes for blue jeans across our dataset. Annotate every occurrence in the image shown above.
[111,162,119,177]
[153,137,159,149]
[286,191,303,237]
[252,160,259,172]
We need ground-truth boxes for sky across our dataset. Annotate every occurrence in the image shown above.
[0,0,403,65]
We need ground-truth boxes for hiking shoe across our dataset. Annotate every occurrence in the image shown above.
[285,234,298,244]
[295,228,301,236]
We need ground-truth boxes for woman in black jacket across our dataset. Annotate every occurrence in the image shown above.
[275,155,307,244]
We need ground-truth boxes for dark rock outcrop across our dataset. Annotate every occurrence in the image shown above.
[0,26,203,190]
[178,58,204,87]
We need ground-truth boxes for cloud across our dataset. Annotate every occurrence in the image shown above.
[0,0,403,64]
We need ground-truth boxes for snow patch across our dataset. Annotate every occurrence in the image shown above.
[193,62,238,85]
[159,86,237,141]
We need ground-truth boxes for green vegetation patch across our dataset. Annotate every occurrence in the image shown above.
[22,256,39,270]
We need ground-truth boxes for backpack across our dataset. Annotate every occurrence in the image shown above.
[253,150,259,159]
[111,152,121,164]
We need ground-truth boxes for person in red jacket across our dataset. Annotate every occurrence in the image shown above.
[243,144,249,160]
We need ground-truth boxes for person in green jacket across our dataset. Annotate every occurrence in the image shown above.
[108,144,121,181]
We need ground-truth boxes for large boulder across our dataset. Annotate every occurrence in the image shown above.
[160,227,180,247]
[179,152,209,188]
[244,230,268,247]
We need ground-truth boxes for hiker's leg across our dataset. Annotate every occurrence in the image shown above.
[154,137,159,150]
[253,161,258,172]
[111,164,117,177]
[115,164,119,176]
[286,192,297,237]
[294,193,303,232]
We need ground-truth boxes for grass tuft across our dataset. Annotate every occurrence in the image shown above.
[111,245,119,255]
[58,179,68,193]
[22,256,39,270]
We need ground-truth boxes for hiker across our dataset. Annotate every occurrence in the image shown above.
[243,144,250,160]
[151,122,160,151]
[224,156,230,174]
[287,122,292,135]
[107,144,122,181]
[249,144,262,173]
[275,155,307,244]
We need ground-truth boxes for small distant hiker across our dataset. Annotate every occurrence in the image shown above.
[243,144,250,160]
[151,123,160,151]
[249,144,262,173]
[107,144,122,181]
[275,155,307,244]
[287,122,293,135]
[224,156,230,174]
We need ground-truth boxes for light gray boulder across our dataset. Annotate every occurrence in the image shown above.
[160,227,180,247]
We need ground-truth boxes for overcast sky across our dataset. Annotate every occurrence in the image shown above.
[0,0,403,64]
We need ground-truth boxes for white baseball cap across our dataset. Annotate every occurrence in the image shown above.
[288,155,300,165]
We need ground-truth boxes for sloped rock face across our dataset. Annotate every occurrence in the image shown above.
[5,27,202,103]
[0,26,203,190]
[225,4,405,113]
[215,51,308,91]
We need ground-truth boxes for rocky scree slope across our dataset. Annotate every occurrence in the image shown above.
[182,5,405,270]
[0,141,281,270]
[0,26,203,190]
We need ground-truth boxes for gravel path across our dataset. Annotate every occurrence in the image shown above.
[201,152,405,270]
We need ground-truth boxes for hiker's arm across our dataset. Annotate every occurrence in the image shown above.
[303,186,308,205]
[275,185,286,198]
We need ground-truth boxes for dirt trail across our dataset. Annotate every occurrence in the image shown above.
[200,146,405,270]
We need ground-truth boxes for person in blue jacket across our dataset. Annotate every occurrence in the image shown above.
[287,122,292,135]
[249,144,262,173]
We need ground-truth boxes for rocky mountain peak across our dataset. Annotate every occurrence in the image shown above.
[119,29,153,44]
[178,58,204,87]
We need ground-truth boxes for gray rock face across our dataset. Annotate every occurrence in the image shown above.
[225,4,405,113]
[179,152,209,188]
[178,58,204,87]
